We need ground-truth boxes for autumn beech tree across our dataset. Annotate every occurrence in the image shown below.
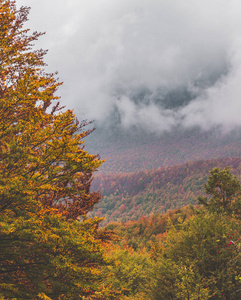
[0,0,103,219]
[0,1,117,299]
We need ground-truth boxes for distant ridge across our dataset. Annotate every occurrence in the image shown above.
[87,127,241,174]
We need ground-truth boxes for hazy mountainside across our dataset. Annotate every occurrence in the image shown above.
[86,126,241,174]
[90,157,241,224]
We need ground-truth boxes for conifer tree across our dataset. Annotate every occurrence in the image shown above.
[198,167,241,215]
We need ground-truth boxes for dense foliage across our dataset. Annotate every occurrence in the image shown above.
[148,213,241,299]
[106,206,195,250]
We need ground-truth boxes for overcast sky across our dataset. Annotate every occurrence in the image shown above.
[16,0,241,133]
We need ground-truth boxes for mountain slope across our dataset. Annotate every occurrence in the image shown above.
[90,157,241,224]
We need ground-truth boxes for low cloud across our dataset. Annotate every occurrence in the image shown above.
[17,0,241,133]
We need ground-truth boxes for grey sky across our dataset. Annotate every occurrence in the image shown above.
[16,0,241,133]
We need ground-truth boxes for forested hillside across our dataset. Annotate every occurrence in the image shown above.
[90,157,241,224]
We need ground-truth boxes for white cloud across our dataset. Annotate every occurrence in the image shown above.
[16,0,241,132]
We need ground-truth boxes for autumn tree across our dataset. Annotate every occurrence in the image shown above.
[0,1,116,299]
[0,0,103,220]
